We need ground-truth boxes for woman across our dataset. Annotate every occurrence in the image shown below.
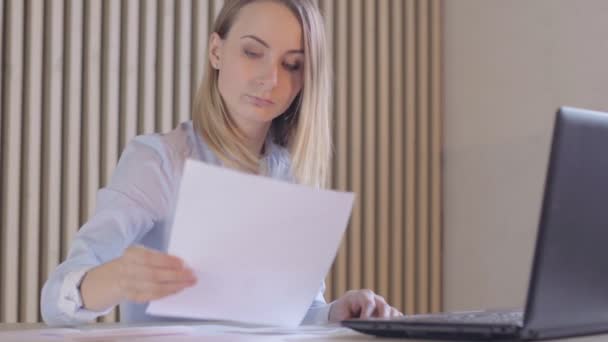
[41,0,402,325]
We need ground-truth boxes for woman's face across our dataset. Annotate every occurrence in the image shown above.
[209,1,304,133]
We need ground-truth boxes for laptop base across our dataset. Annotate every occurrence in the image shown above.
[344,320,521,341]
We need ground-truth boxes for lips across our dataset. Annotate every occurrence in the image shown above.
[247,95,275,107]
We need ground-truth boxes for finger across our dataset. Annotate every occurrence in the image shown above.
[390,307,402,318]
[129,279,195,303]
[142,265,197,284]
[374,296,390,318]
[127,246,185,269]
[358,291,377,319]
[147,281,193,300]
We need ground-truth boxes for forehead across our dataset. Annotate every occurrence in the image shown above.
[228,1,303,51]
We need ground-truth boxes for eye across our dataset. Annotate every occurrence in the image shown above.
[244,49,261,58]
[284,61,302,72]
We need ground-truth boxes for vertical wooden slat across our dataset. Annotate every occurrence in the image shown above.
[376,0,390,299]
[174,0,192,126]
[416,0,430,314]
[157,0,174,132]
[1,0,24,323]
[21,0,44,323]
[138,0,157,134]
[101,0,120,189]
[100,0,121,323]
[404,0,417,315]
[332,0,348,298]
[0,0,4,173]
[120,0,140,151]
[62,0,83,263]
[389,0,404,313]
[362,0,376,291]
[41,0,64,306]
[319,0,334,301]
[430,0,442,313]
[206,0,215,34]
[347,0,363,294]
[81,0,102,246]
[0,4,3,315]
[191,0,209,103]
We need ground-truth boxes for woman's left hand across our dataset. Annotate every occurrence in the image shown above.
[328,289,403,322]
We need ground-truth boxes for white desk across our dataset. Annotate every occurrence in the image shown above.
[1,322,608,341]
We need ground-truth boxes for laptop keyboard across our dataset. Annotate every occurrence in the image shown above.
[399,309,524,325]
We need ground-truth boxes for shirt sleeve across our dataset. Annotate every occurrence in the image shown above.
[41,136,175,326]
[301,281,334,325]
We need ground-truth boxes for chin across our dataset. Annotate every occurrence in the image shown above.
[246,107,283,123]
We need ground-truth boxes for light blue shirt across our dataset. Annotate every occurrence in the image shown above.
[41,121,331,326]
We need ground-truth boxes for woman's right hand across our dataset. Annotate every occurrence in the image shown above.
[114,246,197,302]
[80,246,197,311]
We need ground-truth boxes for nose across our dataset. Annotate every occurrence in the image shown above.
[257,62,279,90]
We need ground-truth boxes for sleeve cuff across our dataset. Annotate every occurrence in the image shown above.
[58,268,113,322]
[301,301,334,325]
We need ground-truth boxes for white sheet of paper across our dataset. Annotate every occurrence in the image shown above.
[147,159,354,327]
[57,326,195,341]
[0,326,195,342]
[0,328,78,341]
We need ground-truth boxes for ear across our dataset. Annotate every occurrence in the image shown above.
[208,32,224,70]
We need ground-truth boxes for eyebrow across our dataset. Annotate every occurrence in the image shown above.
[240,35,304,54]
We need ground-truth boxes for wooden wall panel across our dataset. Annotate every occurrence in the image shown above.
[320,0,443,315]
[0,0,442,322]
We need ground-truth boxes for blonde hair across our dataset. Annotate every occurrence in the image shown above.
[192,0,332,188]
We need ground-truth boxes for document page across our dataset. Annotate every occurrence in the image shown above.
[147,160,354,327]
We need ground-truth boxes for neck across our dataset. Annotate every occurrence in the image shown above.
[236,119,271,157]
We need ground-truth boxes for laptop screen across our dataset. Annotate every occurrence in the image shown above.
[523,107,608,338]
